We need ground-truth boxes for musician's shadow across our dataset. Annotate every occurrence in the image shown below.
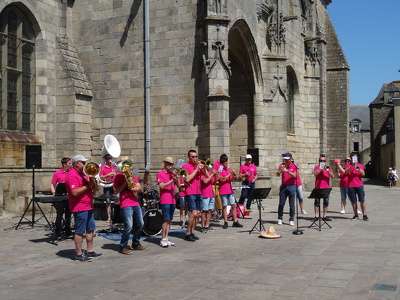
[101,243,122,252]
[55,249,77,261]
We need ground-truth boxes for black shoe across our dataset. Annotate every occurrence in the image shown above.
[311,217,318,222]
[200,227,207,233]
[223,222,228,229]
[363,215,369,221]
[322,217,332,222]
[75,254,93,262]
[179,221,183,227]
[191,233,199,240]
[232,221,243,228]
[351,215,359,220]
[86,251,103,258]
[184,234,196,242]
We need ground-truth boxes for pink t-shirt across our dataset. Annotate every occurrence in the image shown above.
[157,169,176,205]
[314,165,333,188]
[201,172,215,198]
[239,163,258,181]
[347,164,364,187]
[113,172,140,208]
[183,162,202,195]
[218,167,234,195]
[339,164,350,187]
[51,169,68,185]
[100,164,116,181]
[65,167,93,212]
[278,162,297,185]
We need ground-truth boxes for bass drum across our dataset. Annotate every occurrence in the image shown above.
[142,209,163,236]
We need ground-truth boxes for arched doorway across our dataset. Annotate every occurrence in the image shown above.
[228,20,261,167]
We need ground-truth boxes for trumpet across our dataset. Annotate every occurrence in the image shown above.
[324,165,330,171]
[355,165,360,171]
[116,159,135,190]
[83,162,100,192]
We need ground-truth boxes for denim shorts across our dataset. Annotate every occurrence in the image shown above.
[348,186,365,203]
[103,187,114,204]
[185,194,203,211]
[220,194,236,206]
[73,210,96,234]
[179,196,187,208]
[314,195,330,207]
[161,204,176,221]
[201,197,215,211]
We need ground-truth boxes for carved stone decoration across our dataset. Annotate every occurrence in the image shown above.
[203,40,231,79]
[207,0,228,16]
[270,63,287,101]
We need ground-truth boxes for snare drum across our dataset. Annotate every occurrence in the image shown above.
[142,209,163,236]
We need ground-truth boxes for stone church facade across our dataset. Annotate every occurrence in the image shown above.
[0,0,349,213]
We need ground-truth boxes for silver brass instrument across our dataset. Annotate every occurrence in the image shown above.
[98,134,121,188]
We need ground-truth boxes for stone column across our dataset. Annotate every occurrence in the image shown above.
[202,1,231,158]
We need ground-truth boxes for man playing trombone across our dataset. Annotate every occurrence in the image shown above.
[313,155,334,222]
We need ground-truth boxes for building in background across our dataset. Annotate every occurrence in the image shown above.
[370,80,400,181]
[0,0,349,213]
[349,105,371,163]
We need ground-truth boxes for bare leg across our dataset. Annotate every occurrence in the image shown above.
[86,230,94,253]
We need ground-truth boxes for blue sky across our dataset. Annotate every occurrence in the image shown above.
[328,0,400,105]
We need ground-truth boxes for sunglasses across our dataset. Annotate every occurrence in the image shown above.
[190,156,198,158]
[319,160,326,162]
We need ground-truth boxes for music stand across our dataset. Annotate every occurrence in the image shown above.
[293,192,303,235]
[15,167,51,230]
[249,188,271,234]
[308,188,332,231]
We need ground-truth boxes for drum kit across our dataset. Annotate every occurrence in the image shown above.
[97,134,163,236]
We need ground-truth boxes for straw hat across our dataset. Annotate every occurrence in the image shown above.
[259,226,282,239]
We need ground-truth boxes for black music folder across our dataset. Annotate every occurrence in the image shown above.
[55,183,68,196]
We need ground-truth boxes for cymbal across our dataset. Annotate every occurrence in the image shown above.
[100,194,119,201]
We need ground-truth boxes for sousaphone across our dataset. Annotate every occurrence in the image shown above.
[98,134,121,188]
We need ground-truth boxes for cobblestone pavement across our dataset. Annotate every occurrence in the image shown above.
[1,179,399,300]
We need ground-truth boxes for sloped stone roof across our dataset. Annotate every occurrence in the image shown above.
[370,81,400,104]
[350,105,370,130]
[57,35,93,98]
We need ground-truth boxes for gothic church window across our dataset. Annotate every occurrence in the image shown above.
[0,6,35,132]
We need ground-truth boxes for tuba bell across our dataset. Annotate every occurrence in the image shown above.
[117,159,135,189]
[98,134,121,188]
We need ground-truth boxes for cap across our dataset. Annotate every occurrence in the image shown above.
[119,156,130,162]
[163,156,174,164]
[389,167,393,170]
[281,152,292,159]
[72,155,88,164]
[245,154,252,159]
[104,154,112,159]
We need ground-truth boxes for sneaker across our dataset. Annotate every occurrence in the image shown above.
[322,217,332,222]
[190,233,199,240]
[132,244,148,251]
[357,209,362,214]
[351,215,359,221]
[86,251,103,258]
[200,227,207,233]
[340,210,346,214]
[311,217,318,223]
[301,210,307,215]
[119,247,132,255]
[289,220,295,226]
[223,222,229,229]
[363,215,369,221]
[166,239,175,246]
[184,234,196,242]
[179,221,184,227]
[278,219,282,225]
[75,254,93,262]
[160,238,168,248]
[232,221,243,228]
[207,226,215,231]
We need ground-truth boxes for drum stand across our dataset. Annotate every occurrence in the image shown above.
[308,188,332,231]
[248,188,271,234]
